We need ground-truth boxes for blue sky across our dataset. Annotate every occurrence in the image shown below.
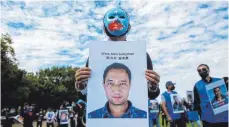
[1,0,228,99]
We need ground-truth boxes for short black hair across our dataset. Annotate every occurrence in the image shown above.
[197,64,210,70]
[103,63,131,83]
[213,87,220,93]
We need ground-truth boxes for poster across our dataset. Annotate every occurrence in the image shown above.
[186,91,194,104]
[59,110,69,125]
[206,79,228,115]
[170,94,184,113]
[87,41,148,127]
[12,115,23,124]
[149,99,159,113]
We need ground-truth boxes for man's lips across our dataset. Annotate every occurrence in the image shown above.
[108,21,123,31]
[112,96,122,99]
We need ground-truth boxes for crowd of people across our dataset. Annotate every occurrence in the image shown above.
[74,7,228,127]
[1,100,86,127]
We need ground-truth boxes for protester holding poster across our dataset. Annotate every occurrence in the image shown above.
[36,109,44,127]
[74,7,160,99]
[59,109,69,126]
[45,108,55,127]
[161,81,186,127]
[193,64,228,127]
[148,99,160,127]
[56,104,69,127]
[74,7,160,127]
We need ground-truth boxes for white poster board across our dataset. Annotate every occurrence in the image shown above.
[170,94,184,113]
[59,110,69,125]
[205,79,228,115]
[149,99,159,113]
[186,91,194,104]
[87,41,148,127]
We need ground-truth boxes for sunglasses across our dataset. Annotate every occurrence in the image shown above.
[197,68,207,72]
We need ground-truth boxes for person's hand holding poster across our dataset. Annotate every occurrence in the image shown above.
[86,41,148,127]
[170,94,184,113]
[206,79,228,115]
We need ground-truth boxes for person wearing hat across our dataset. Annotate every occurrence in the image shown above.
[193,64,228,127]
[161,81,186,127]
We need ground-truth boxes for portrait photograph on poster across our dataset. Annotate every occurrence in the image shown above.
[186,91,194,104]
[88,62,147,118]
[206,79,228,115]
[86,41,149,127]
[149,99,159,113]
[170,94,184,113]
[59,110,69,125]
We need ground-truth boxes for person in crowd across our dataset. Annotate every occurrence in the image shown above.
[161,81,186,127]
[45,108,56,127]
[193,64,228,127]
[36,109,44,127]
[149,99,160,127]
[74,7,160,125]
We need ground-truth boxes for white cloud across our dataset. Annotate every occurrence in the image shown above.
[1,1,228,100]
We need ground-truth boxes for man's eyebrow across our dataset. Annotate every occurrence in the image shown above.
[119,80,127,82]
[106,79,113,82]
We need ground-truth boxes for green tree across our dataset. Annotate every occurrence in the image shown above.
[1,33,31,107]
[1,33,81,109]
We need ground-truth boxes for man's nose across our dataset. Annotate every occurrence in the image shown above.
[112,83,121,90]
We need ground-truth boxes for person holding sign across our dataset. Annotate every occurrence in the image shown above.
[36,109,44,127]
[161,81,186,127]
[88,63,147,118]
[45,108,55,127]
[74,7,160,124]
[74,8,160,102]
[148,99,160,127]
[193,64,228,127]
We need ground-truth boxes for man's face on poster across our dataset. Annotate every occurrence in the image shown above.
[214,87,222,98]
[188,95,192,101]
[152,102,157,109]
[174,96,180,103]
[103,69,130,105]
[61,113,66,120]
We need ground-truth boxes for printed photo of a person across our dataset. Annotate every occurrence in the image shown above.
[60,111,68,123]
[211,86,228,109]
[149,101,159,113]
[88,63,147,118]
[172,95,183,111]
[187,94,193,104]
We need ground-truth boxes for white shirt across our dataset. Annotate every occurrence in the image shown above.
[45,111,55,123]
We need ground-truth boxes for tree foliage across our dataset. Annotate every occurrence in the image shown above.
[1,34,80,109]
